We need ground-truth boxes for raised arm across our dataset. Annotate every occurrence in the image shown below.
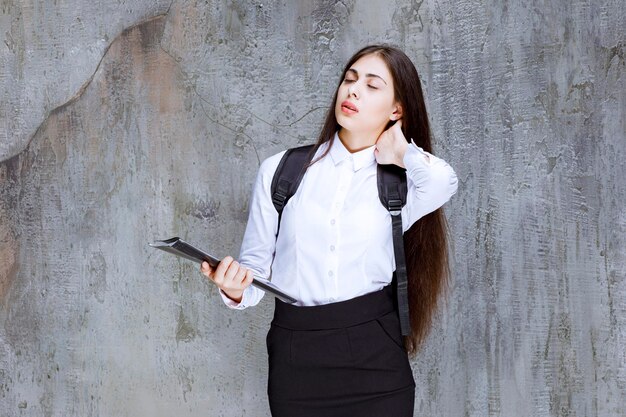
[400,140,458,231]
[374,120,458,231]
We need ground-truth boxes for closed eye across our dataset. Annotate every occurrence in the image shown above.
[368,85,378,90]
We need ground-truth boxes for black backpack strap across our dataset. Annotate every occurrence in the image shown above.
[270,144,316,235]
[377,164,411,336]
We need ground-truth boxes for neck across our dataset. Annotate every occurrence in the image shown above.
[337,128,381,153]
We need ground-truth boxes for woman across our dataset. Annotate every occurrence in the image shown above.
[201,44,458,417]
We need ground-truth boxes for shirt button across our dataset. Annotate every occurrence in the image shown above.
[330,245,335,251]
[330,219,336,225]
[328,270,334,277]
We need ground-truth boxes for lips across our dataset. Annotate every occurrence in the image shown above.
[341,100,358,114]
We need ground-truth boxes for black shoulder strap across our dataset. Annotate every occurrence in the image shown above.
[377,164,411,337]
[270,144,316,233]
[377,164,408,212]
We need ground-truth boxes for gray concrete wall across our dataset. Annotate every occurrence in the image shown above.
[0,1,624,416]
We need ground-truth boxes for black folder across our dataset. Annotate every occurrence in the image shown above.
[149,237,297,304]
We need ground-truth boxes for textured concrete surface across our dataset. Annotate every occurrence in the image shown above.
[0,0,173,161]
[1,1,625,416]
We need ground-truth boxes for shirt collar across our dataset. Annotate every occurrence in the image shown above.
[328,132,376,172]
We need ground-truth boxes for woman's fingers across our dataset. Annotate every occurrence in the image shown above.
[225,261,250,287]
[200,261,215,281]
[244,269,254,285]
[375,120,407,166]
[201,261,213,273]
[202,256,252,293]
[213,256,234,285]
[223,259,240,283]
[232,265,247,284]
[375,130,393,164]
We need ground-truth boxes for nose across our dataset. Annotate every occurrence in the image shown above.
[347,83,358,99]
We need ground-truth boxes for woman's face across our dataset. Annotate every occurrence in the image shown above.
[334,53,401,137]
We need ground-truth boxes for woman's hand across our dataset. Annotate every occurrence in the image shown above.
[374,119,409,168]
[201,256,254,303]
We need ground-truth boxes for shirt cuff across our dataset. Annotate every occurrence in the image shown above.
[219,288,248,310]
[403,139,433,168]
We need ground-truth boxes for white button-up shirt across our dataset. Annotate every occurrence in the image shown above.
[220,132,458,309]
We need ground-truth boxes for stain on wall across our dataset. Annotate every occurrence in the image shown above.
[0,0,173,161]
[0,0,624,416]
[0,204,18,303]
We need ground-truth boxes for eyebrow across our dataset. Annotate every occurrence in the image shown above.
[346,68,387,85]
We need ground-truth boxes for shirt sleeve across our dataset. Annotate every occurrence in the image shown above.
[401,139,458,232]
[218,151,285,310]
[218,286,258,310]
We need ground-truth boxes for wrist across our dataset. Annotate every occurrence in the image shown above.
[222,289,243,303]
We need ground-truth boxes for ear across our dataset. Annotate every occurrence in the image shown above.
[390,104,403,121]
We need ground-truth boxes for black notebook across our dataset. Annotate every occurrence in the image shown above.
[149,237,297,304]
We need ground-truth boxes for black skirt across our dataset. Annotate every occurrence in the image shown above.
[266,281,416,417]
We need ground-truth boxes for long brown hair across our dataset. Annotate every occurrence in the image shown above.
[309,45,450,357]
